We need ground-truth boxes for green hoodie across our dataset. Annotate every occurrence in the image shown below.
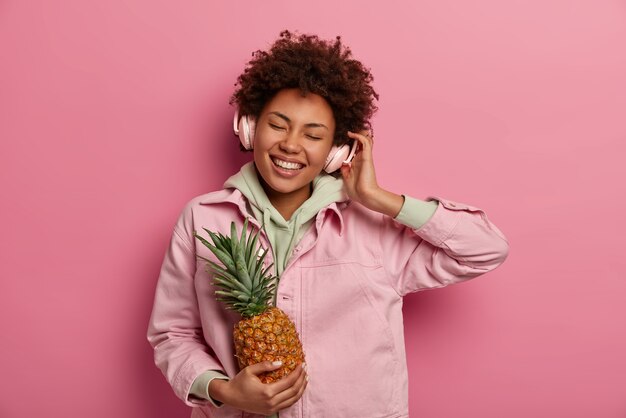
[223,161,347,280]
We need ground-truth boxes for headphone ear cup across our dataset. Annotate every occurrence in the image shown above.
[324,144,349,173]
[237,115,256,150]
[324,139,359,173]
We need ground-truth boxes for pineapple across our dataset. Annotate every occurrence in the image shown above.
[193,219,305,383]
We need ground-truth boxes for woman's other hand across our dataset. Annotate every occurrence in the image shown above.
[208,361,308,415]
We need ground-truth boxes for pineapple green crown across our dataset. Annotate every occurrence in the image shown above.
[193,219,277,317]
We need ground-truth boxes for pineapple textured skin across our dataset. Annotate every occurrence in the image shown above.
[233,307,305,383]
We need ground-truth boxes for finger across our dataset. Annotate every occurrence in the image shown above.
[340,162,351,179]
[246,360,285,377]
[267,362,305,394]
[273,372,309,411]
[347,131,373,160]
[272,364,307,405]
[350,130,373,144]
[358,129,373,142]
[273,380,308,413]
[272,366,308,409]
[347,131,373,152]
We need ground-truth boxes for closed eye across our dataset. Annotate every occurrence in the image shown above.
[306,134,322,140]
[269,123,285,130]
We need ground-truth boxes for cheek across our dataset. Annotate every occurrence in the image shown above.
[252,147,262,164]
[252,136,272,167]
[310,144,333,166]
[254,133,277,156]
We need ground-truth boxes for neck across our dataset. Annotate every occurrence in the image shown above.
[259,178,312,221]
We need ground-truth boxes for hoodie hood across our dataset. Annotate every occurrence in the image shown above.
[223,161,347,277]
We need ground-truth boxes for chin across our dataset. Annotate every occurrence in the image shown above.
[265,177,310,194]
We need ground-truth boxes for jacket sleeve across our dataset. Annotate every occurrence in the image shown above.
[147,205,228,407]
[189,370,230,407]
[381,195,510,296]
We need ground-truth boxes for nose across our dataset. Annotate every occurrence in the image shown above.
[278,131,303,154]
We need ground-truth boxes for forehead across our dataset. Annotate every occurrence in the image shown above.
[263,88,335,126]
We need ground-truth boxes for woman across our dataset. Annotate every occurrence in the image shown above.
[147,30,509,418]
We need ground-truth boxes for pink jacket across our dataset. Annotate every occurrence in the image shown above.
[147,188,509,418]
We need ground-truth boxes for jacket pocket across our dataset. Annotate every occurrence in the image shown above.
[301,261,401,417]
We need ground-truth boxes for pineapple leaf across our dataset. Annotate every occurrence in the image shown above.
[193,231,215,252]
[230,222,238,253]
[250,247,268,290]
[207,260,241,282]
[211,271,250,294]
[196,221,280,315]
[245,225,261,266]
[250,258,264,294]
[196,254,212,263]
[208,245,238,275]
[218,234,232,252]
[215,289,249,301]
[233,242,253,289]
[239,218,248,250]
[261,262,275,280]
[205,229,230,253]
[195,232,239,275]
[245,233,260,288]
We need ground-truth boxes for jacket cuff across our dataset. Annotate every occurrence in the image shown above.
[188,370,230,408]
[394,195,439,230]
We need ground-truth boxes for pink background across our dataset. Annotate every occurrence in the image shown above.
[1,1,625,417]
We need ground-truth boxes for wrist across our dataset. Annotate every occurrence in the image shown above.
[208,378,230,405]
[362,187,404,217]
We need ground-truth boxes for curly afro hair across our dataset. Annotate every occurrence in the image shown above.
[230,30,379,148]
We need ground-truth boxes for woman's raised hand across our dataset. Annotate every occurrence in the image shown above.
[340,130,404,218]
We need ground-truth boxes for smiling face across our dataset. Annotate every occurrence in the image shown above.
[253,88,336,210]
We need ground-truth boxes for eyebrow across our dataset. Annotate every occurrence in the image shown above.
[268,111,329,130]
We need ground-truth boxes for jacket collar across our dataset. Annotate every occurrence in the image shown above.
[199,188,348,236]
[315,201,347,236]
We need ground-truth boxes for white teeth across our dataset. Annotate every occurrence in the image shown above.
[272,158,303,170]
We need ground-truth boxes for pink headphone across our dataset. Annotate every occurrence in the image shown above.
[233,111,358,174]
